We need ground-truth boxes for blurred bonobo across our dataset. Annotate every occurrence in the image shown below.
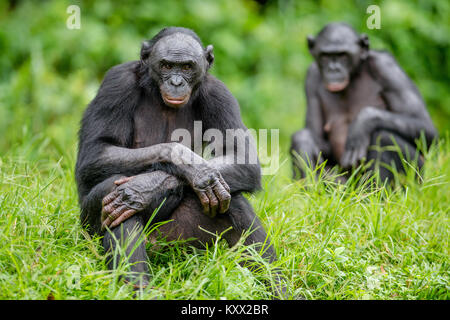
[75,27,283,295]
[290,23,437,182]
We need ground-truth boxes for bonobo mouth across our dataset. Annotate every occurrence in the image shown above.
[325,79,349,92]
[162,94,190,108]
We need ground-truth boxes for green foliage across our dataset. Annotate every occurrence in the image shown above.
[0,0,448,154]
[0,0,448,299]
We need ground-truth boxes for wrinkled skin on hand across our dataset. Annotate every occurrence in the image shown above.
[291,129,325,168]
[101,163,232,230]
[190,166,231,218]
[167,142,232,217]
[302,140,323,167]
[101,173,180,230]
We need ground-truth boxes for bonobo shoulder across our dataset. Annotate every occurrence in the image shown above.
[197,74,244,130]
[305,62,321,93]
[367,50,400,81]
[88,61,141,112]
[100,61,140,91]
[202,74,230,92]
[368,50,398,68]
[306,62,320,81]
[200,74,238,105]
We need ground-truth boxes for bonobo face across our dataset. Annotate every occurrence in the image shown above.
[149,33,210,108]
[318,52,351,92]
[308,23,369,92]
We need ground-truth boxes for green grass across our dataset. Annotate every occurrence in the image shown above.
[0,134,448,300]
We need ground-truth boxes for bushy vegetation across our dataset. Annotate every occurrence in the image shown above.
[0,0,448,299]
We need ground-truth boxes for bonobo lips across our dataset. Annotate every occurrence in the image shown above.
[326,79,349,92]
[162,94,190,108]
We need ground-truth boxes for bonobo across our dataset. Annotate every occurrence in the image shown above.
[75,27,283,296]
[290,22,438,182]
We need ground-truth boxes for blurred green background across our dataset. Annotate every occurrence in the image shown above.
[0,0,449,162]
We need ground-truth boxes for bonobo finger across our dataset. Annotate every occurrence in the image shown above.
[103,196,122,214]
[213,182,231,213]
[108,204,127,221]
[218,176,230,193]
[101,199,119,222]
[102,190,118,206]
[219,195,231,214]
[102,216,113,230]
[345,150,355,168]
[194,189,210,215]
[114,176,135,186]
[341,152,350,168]
[349,150,359,167]
[357,147,367,163]
[101,204,127,229]
[205,187,219,218]
[109,209,137,229]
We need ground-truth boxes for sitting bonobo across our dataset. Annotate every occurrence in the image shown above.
[75,27,284,296]
[290,23,438,182]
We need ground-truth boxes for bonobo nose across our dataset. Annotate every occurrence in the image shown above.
[170,75,183,87]
[329,61,339,70]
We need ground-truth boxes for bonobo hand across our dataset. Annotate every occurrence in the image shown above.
[101,173,180,230]
[340,107,377,168]
[170,143,231,217]
[189,165,231,218]
[302,139,323,167]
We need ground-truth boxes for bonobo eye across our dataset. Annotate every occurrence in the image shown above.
[160,62,172,71]
[319,54,330,64]
[336,53,348,60]
[181,63,192,72]
[336,53,350,66]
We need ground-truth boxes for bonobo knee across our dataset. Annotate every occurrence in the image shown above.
[290,129,314,151]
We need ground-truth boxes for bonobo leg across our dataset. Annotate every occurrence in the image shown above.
[291,129,317,179]
[147,191,285,297]
[148,192,275,260]
[366,129,424,182]
[103,214,150,288]
[102,170,185,288]
[290,129,335,180]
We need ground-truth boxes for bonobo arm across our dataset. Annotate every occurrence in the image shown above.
[80,174,124,235]
[100,171,183,230]
[76,61,143,196]
[199,75,262,196]
[304,64,332,159]
[99,143,232,217]
[368,51,438,144]
[341,52,438,167]
[80,172,183,234]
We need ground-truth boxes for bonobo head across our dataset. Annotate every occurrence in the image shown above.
[307,23,369,92]
[140,27,214,108]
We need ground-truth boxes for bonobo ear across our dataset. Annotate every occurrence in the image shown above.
[307,35,315,52]
[359,33,370,49]
[359,34,370,59]
[205,44,214,69]
[140,40,151,65]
